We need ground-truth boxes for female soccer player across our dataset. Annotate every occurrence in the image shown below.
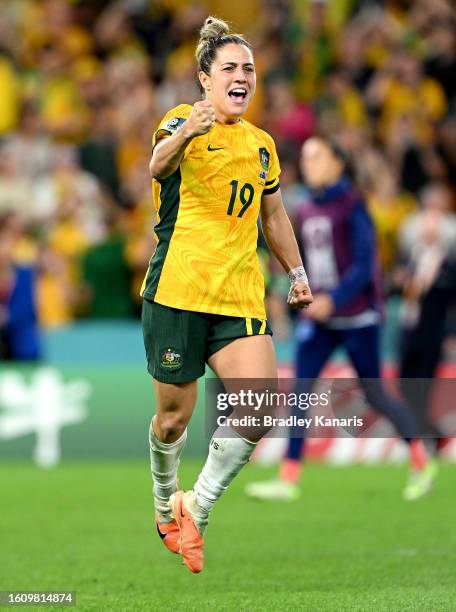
[246,137,435,503]
[141,17,312,573]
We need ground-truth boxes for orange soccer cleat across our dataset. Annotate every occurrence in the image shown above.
[155,515,180,554]
[170,490,204,573]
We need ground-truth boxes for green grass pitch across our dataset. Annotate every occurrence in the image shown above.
[1,460,455,611]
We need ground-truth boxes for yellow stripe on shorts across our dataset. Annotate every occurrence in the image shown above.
[246,318,253,336]
[259,319,267,335]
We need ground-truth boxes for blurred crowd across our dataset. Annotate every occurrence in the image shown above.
[0,0,455,359]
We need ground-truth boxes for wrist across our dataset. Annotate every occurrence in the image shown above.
[180,123,196,140]
[288,265,308,284]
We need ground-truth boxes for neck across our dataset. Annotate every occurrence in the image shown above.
[215,112,241,125]
[311,176,350,203]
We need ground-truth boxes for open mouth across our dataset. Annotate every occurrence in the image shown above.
[228,87,248,102]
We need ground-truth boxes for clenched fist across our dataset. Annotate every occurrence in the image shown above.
[287,281,313,309]
[185,100,216,137]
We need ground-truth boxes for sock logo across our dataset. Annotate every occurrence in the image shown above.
[160,347,183,370]
[210,440,219,450]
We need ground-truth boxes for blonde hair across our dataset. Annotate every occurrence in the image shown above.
[195,16,252,85]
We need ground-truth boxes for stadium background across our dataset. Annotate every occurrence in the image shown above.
[1,1,456,610]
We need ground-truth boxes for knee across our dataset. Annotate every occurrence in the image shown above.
[155,411,188,443]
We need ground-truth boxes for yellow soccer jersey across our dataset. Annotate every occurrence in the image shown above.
[141,104,281,319]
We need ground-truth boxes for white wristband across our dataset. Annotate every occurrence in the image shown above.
[288,266,308,284]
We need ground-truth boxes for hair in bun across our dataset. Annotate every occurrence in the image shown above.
[199,16,230,41]
[195,15,252,88]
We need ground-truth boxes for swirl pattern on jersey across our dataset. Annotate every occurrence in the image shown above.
[141,104,281,319]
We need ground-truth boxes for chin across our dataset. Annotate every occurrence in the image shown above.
[232,106,246,115]
[306,180,323,189]
[231,105,249,119]
[223,98,250,118]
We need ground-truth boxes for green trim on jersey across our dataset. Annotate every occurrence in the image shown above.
[142,169,182,300]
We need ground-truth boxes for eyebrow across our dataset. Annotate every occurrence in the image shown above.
[221,61,255,67]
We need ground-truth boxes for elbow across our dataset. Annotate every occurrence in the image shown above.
[149,158,171,180]
[149,158,161,179]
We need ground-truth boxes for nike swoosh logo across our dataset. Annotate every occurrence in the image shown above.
[208,145,224,151]
[156,524,167,540]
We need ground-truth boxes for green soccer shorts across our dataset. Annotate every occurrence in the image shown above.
[141,299,273,383]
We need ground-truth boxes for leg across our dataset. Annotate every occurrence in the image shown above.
[209,334,278,442]
[141,299,207,553]
[196,335,277,502]
[399,328,446,451]
[208,333,277,379]
[285,324,336,470]
[149,380,196,539]
[343,325,419,441]
[344,325,435,500]
[152,379,197,443]
[192,336,276,511]
[172,334,277,573]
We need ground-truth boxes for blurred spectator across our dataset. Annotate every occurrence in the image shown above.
[0,142,37,221]
[397,183,456,326]
[6,102,55,181]
[264,78,316,153]
[278,154,307,215]
[79,105,121,201]
[0,211,41,361]
[81,212,136,319]
[36,245,75,329]
[398,183,456,452]
[424,21,456,105]
[293,0,337,100]
[358,148,417,277]
[35,145,107,241]
[36,42,90,142]
[317,68,367,135]
[367,50,447,146]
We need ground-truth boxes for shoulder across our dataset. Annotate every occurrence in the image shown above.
[168,103,193,116]
[340,183,371,223]
[340,178,365,208]
[157,104,193,131]
[153,104,193,145]
[162,104,192,121]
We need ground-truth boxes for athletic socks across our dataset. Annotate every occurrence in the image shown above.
[409,439,428,472]
[193,427,256,529]
[149,418,187,522]
[279,458,302,483]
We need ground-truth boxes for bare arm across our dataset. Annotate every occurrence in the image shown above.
[260,188,302,271]
[149,127,195,179]
[260,188,313,308]
[149,100,216,180]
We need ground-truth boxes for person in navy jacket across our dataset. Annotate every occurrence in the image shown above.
[0,212,41,361]
[247,137,435,502]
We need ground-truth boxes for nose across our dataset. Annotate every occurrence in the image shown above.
[234,69,247,82]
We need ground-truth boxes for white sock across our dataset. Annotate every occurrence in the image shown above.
[149,418,187,521]
[193,427,256,519]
